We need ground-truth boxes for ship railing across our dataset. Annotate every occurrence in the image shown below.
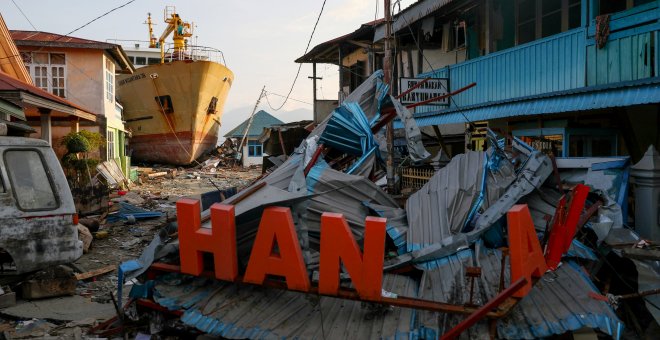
[164,45,227,66]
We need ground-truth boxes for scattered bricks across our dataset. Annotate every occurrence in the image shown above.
[21,265,77,299]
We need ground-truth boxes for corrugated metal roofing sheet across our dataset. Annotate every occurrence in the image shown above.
[10,30,117,47]
[394,77,660,128]
[415,247,623,339]
[153,273,419,339]
[373,0,455,42]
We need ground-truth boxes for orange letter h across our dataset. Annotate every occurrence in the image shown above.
[176,199,238,281]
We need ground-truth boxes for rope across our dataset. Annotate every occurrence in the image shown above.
[150,77,202,166]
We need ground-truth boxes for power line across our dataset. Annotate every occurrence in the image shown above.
[266,0,327,111]
[6,0,138,104]
[265,91,312,106]
[11,0,37,30]
[64,0,137,37]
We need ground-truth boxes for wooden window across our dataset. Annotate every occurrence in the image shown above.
[25,52,66,98]
[105,59,114,102]
[107,129,116,160]
[516,0,583,45]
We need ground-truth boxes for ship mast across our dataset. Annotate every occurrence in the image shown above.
[147,13,157,48]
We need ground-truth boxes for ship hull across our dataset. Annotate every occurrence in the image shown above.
[117,60,233,165]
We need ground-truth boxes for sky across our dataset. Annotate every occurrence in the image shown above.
[3,0,415,135]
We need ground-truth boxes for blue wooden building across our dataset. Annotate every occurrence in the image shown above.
[299,0,660,162]
[386,0,660,162]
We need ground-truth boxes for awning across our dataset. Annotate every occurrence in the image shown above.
[395,77,660,128]
[0,97,25,120]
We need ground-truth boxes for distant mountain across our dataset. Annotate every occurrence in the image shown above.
[217,106,312,144]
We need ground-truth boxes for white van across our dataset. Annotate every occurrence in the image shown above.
[0,127,82,274]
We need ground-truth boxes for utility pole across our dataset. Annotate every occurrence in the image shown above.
[308,63,322,123]
[384,0,395,193]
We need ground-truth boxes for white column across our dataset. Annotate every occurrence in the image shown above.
[39,109,52,145]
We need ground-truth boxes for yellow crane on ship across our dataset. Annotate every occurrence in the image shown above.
[146,6,193,63]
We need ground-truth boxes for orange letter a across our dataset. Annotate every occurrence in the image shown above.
[243,207,310,292]
[318,213,386,301]
[507,204,548,298]
[177,199,238,281]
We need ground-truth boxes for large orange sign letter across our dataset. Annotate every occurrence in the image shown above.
[319,213,386,301]
[243,207,310,292]
[507,204,548,298]
[177,200,238,281]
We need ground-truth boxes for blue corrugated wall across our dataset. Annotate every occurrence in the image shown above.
[415,1,659,115]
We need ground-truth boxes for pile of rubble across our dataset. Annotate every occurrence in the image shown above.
[97,71,659,339]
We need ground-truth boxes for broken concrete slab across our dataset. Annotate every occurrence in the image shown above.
[0,295,116,321]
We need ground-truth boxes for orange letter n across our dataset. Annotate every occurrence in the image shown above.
[177,199,238,281]
[319,213,386,301]
[507,204,548,298]
[243,207,310,292]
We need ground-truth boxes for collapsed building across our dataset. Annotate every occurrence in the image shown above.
[103,70,660,339]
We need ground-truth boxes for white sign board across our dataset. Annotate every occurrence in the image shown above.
[398,77,449,106]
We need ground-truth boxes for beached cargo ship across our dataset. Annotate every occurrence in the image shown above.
[117,7,233,165]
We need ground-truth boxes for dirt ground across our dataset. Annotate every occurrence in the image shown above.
[0,166,262,338]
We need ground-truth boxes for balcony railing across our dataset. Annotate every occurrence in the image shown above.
[416,2,659,114]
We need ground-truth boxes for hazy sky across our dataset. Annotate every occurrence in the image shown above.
[3,0,414,134]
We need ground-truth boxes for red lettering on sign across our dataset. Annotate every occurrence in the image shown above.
[177,200,238,281]
[507,204,548,298]
[243,207,310,292]
[545,184,590,270]
[319,213,386,301]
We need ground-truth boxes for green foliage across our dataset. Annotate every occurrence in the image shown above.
[60,130,104,153]
[78,130,104,150]
[60,130,104,189]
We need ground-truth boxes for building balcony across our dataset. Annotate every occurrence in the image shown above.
[415,2,660,118]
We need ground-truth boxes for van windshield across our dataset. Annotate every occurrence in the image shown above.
[4,150,58,211]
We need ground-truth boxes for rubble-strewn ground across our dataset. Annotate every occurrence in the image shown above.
[0,165,261,339]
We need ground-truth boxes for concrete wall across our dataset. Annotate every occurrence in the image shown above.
[241,138,266,167]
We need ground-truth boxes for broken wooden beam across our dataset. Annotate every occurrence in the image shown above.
[75,264,117,280]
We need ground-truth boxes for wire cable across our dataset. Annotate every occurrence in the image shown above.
[265,91,312,106]
[63,0,137,37]
[11,0,37,30]
[266,0,327,111]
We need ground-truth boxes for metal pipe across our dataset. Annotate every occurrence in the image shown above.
[440,277,528,340]
[147,262,514,317]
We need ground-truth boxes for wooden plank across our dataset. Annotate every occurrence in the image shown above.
[622,248,660,261]
[609,39,621,83]
[620,36,633,82]
[75,265,117,281]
